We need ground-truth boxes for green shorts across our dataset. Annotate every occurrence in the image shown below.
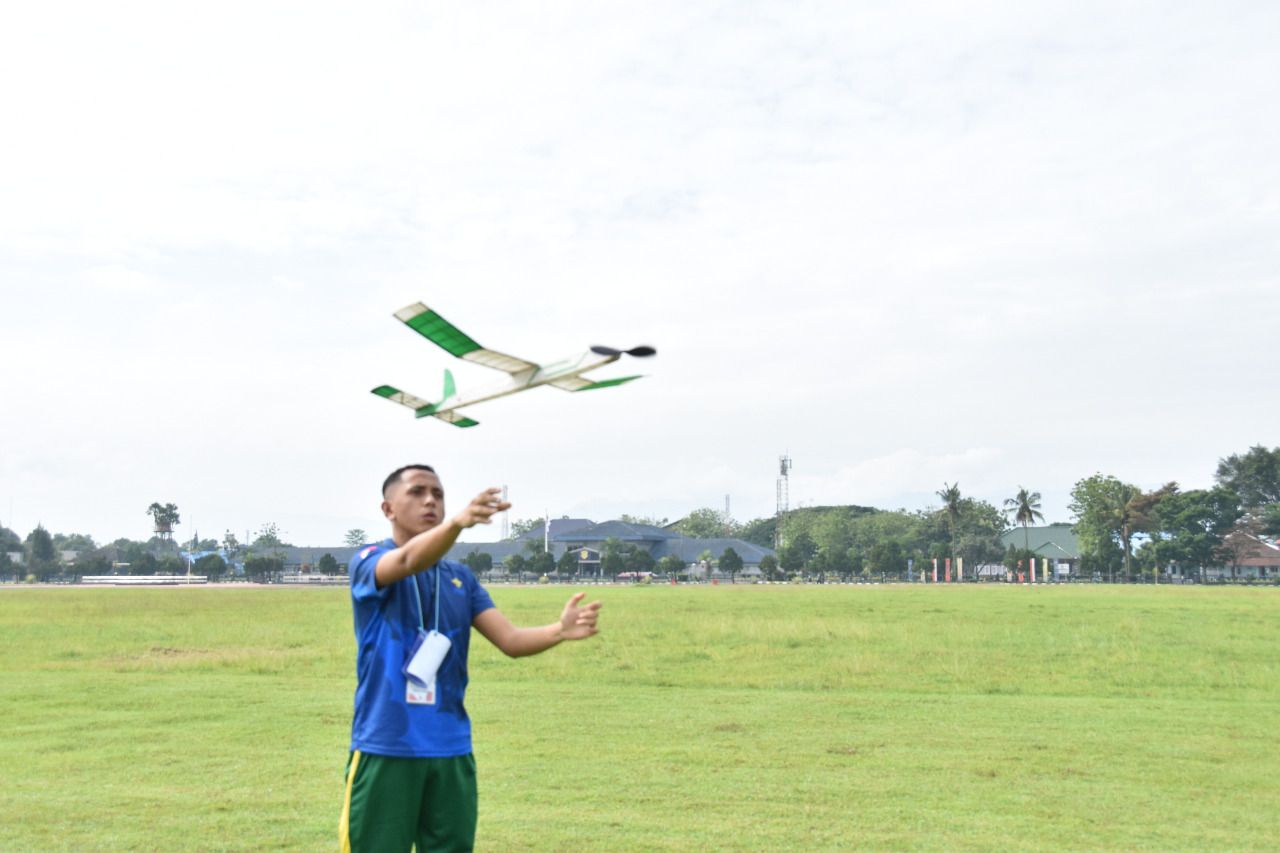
[339,750,477,853]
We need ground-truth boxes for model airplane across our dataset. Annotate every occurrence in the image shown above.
[372,302,656,427]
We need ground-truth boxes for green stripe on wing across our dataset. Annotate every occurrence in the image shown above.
[574,375,642,391]
[396,304,482,357]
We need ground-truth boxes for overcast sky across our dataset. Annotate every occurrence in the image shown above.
[2,1,1277,548]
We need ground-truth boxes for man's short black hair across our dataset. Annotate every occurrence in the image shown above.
[382,464,437,498]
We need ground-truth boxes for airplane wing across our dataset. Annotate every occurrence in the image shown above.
[423,410,479,428]
[371,384,433,410]
[546,377,596,391]
[372,384,479,427]
[547,375,644,392]
[394,302,539,375]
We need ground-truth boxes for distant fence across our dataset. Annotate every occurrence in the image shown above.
[280,574,347,585]
[81,575,208,586]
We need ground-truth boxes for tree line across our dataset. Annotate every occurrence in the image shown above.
[6,445,1276,583]
[501,445,1280,583]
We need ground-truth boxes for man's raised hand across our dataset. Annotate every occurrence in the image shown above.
[558,592,602,641]
[453,488,512,529]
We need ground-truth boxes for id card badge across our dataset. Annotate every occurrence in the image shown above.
[406,677,436,705]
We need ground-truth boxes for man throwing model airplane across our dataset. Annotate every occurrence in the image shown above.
[339,464,602,852]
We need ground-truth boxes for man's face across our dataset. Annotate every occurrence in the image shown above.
[382,468,445,539]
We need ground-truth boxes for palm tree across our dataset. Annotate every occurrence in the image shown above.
[1004,487,1045,553]
[937,482,962,557]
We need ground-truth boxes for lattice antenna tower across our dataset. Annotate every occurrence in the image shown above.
[776,454,792,548]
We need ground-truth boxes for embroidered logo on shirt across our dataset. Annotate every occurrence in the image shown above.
[451,578,463,588]
[359,546,377,560]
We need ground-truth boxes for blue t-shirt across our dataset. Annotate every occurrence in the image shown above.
[348,540,496,757]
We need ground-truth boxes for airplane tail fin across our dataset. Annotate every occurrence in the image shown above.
[410,369,478,426]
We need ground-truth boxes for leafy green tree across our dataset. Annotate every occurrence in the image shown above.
[53,532,96,552]
[620,514,669,527]
[1260,504,1280,538]
[75,548,112,576]
[243,555,283,582]
[623,547,655,575]
[1153,487,1242,578]
[222,531,242,565]
[504,553,527,576]
[194,553,228,581]
[789,531,817,566]
[317,553,341,575]
[1069,474,1139,581]
[1215,445,1280,508]
[811,513,854,576]
[159,555,186,575]
[557,549,580,577]
[530,551,556,578]
[0,550,14,582]
[758,554,779,581]
[343,529,368,547]
[26,525,58,581]
[601,538,627,578]
[738,516,777,548]
[846,547,866,578]
[778,543,803,573]
[676,508,737,538]
[253,523,289,550]
[0,525,21,552]
[464,550,493,575]
[866,540,905,576]
[719,547,744,582]
[508,518,541,539]
[131,552,159,575]
[146,502,180,540]
[1097,482,1178,581]
[1004,487,1045,552]
[657,554,685,579]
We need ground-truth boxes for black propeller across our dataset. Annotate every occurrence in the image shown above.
[591,345,656,358]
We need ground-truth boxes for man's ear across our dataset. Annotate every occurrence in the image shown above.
[381,499,394,520]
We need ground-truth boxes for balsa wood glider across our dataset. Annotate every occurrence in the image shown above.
[372,302,656,427]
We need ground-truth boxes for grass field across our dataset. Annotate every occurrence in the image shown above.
[2,584,1277,851]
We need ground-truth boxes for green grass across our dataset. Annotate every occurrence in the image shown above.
[1,585,1277,850]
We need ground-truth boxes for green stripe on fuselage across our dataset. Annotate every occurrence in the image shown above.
[405,310,482,357]
[372,385,401,398]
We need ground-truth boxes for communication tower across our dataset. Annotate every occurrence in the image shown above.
[776,454,792,548]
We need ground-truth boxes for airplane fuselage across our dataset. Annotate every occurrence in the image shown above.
[420,350,620,416]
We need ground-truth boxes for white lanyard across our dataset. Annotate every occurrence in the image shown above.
[410,566,442,633]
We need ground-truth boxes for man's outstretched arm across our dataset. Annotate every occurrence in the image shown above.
[473,592,602,658]
[374,488,510,588]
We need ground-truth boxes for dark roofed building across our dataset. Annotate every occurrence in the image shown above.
[446,518,775,578]
[279,546,362,572]
[277,519,777,581]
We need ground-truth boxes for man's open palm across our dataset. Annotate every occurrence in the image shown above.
[559,592,602,640]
